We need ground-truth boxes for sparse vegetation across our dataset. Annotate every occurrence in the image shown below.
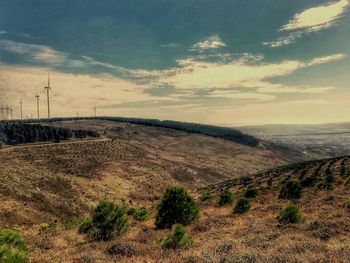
[128,207,149,221]
[277,204,304,224]
[200,192,213,202]
[317,176,334,191]
[38,222,57,234]
[3,119,350,262]
[244,188,258,199]
[105,241,136,257]
[78,200,128,241]
[233,197,251,214]
[279,180,303,199]
[0,228,29,263]
[346,199,350,210]
[300,176,317,187]
[161,224,193,250]
[155,187,199,229]
[218,190,233,206]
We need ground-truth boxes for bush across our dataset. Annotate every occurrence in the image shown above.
[316,180,334,191]
[161,224,193,250]
[200,192,213,202]
[78,217,94,234]
[300,176,317,187]
[244,188,258,199]
[127,208,136,216]
[155,187,199,229]
[233,197,251,214]
[105,241,136,257]
[38,222,57,234]
[130,207,149,221]
[279,180,303,199]
[277,204,304,224]
[78,201,128,241]
[218,190,233,206]
[346,199,350,210]
[0,228,28,263]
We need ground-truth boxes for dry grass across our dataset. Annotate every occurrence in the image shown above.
[2,120,349,262]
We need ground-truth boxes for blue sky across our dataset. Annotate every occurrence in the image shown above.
[0,0,350,125]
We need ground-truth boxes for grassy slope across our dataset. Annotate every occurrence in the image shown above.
[0,120,314,262]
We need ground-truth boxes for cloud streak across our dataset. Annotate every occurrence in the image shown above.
[191,35,226,51]
[264,0,350,47]
[148,53,345,92]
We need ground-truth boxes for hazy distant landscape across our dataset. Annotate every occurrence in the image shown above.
[239,123,350,158]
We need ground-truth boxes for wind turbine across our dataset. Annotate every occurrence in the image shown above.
[19,99,23,120]
[73,106,97,117]
[35,95,40,119]
[44,74,57,118]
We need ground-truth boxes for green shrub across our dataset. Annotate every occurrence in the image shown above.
[218,190,233,206]
[279,180,303,199]
[345,199,350,210]
[200,192,213,202]
[277,204,304,224]
[0,228,28,263]
[233,197,251,214]
[155,187,199,229]
[65,218,83,230]
[131,207,149,221]
[244,188,258,199]
[127,208,136,216]
[78,200,128,241]
[78,217,94,234]
[300,176,317,187]
[161,224,193,250]
[316,180,334,191]
[38,222,57,234]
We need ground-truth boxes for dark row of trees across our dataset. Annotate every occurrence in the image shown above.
[13,117,259,147]
[0,122,99,146]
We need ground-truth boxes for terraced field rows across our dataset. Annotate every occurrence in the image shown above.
[203,156,350,193]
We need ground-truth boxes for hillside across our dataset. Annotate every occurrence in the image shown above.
[1,119,331,263]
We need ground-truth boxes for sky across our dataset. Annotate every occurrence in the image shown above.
[0,0,350,126]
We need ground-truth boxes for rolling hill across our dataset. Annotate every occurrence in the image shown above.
[2,119,348,262]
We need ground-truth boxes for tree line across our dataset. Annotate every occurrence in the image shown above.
[14,117,259,147]
[0,122,99,146]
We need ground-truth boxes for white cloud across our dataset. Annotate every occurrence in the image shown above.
[208,91,276,101]
[264,0,350,47]
[0,40,68,65]
[281,0,349,32]
[149,53,345,91]
[0,30,7,35]
[263,31,303,48]
[191,35,226,51]
[0,40,134,73]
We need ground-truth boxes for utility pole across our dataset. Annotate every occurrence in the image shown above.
[35,95,40,118]
[19,99,23,120]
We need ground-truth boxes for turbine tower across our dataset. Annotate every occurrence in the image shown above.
[35,95,40,119]
[44,74,56,118]
[19,99,23,120]
[73,106,97,117]
[45,75,51,118]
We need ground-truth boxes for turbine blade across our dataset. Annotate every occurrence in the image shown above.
[49,87,57,97]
